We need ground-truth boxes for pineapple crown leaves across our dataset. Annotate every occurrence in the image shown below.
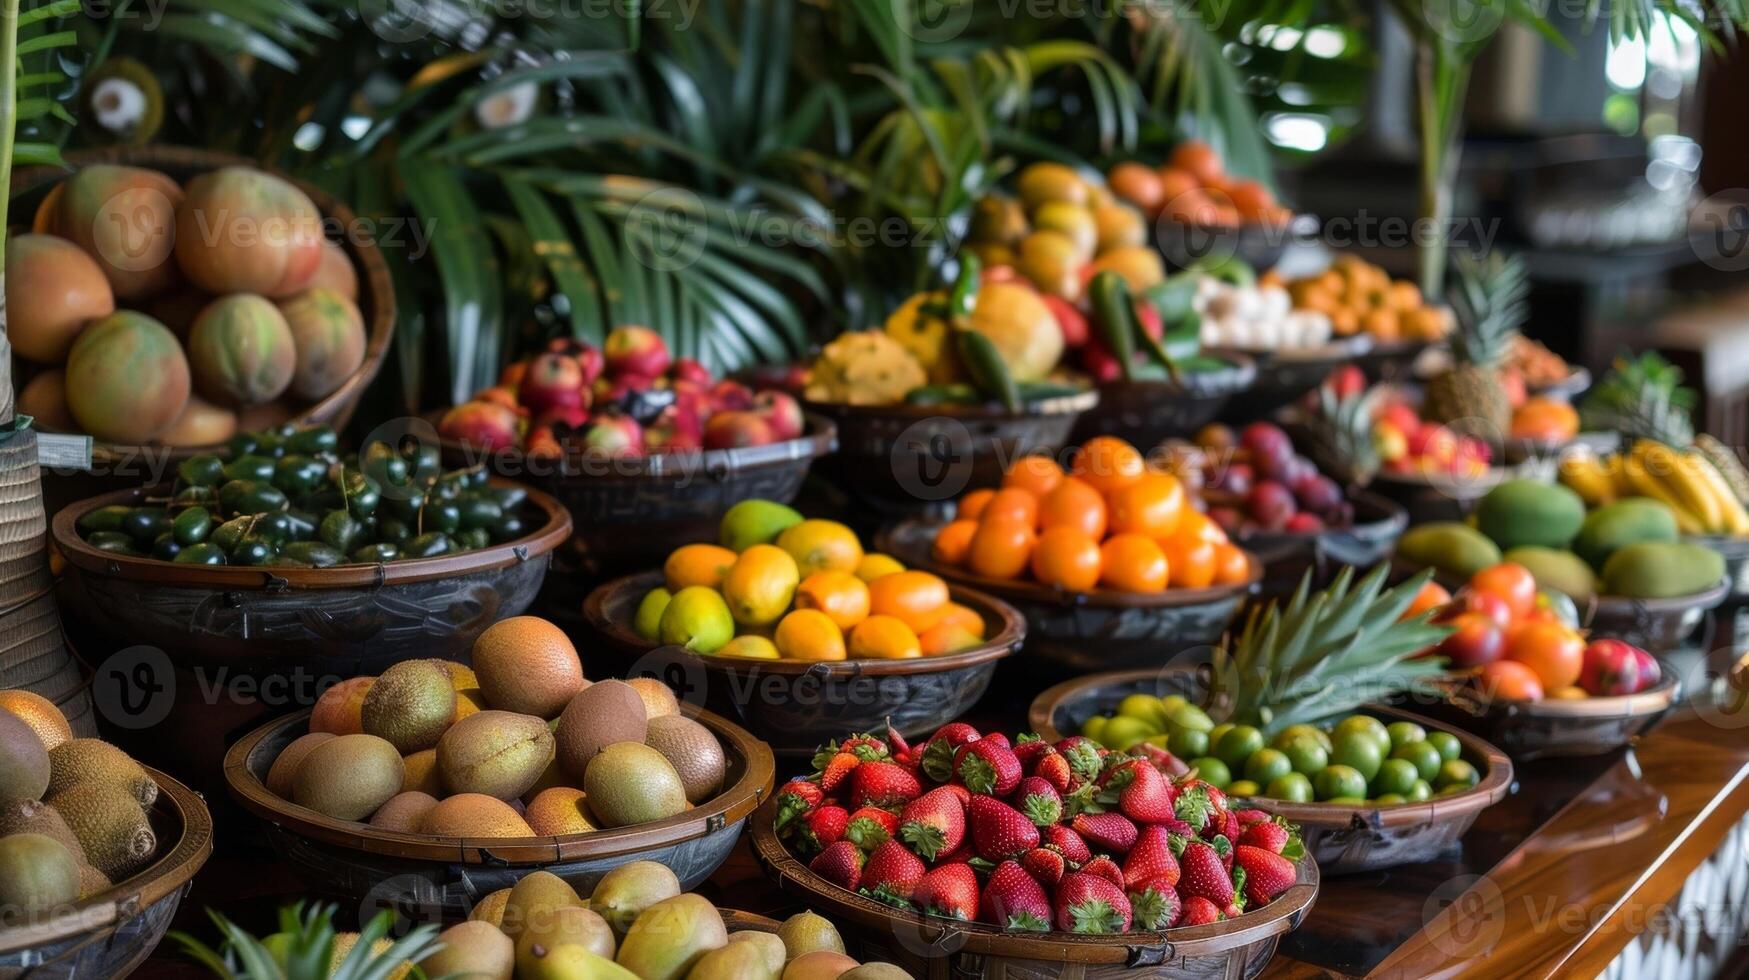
[1305,384,1382,486]
[1447,251,1529,369]
[1581,350,1696,446]
[1210,565,1454,735]
[171,903,443,980]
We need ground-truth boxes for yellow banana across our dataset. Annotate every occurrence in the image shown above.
[1681,449,1749,535]
[1623,450,1706,534]
[1558,450,1615,506]
[1606,453,1636,498]
[1637,440,1724,532]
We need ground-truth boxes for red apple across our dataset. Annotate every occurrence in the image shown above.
[1039,294,1090,348]
[1436,612,1505,668]
[474,385,521,413]
[1444,588,1513,629]
[1284,512,1325,533]
[709,379,755,413]
[579,413,645,457]
[646,406,703,453]
[1079,338,1124,383]
[576,345,605,387]
[439,401,521,453]
[703,411,774,449]
[1326,365,1366,400]
[1377,402,1422,438]
[1578,639,1660,696]
[753,390,804,441]
[1208,506,1243,535]
[603,325,671,378]
[671,357,712,386]
[1245,480,1297,530]
[499,360,528,389]
[518,352,585,415]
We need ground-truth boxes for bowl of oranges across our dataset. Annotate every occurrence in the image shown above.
[1106,141,1317,273]
[583,500,1024,755]
[876,436,1262,673]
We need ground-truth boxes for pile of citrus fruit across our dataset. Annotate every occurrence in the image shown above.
[930,437,1252,594]
[636,499,986,661]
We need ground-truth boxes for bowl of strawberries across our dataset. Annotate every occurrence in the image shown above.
[751,721,1319,978]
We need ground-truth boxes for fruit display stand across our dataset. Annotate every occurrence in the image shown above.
[584,570,1024,755]
[9,147,394,516]
[878,518,1262,672]
[1203,488,1408,598]
[223,705,773,916]
[1070,356,1257,448]
[0,764,212,978]
[748,794,1320,980]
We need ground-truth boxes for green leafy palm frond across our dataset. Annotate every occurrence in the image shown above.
[170,902,442,980]
[9,0,81,165]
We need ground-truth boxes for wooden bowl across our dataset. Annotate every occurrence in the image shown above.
[1210,337,1372,425]
[440,414,836,578]
[1028,668,1514,876]
[1071,357,1257,449]
[749,793,1317,979]
[51,478,570,673]
[805,390,1097,515]
[877,519,1261,674]
[0,764,212,976]
[224,706,774,914]
[1419,671,1679,760]
[10,146,394,516]
[583,571,1024,756]
[1203,489,1407,598]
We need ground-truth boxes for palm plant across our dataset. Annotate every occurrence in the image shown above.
[171,902,442,980]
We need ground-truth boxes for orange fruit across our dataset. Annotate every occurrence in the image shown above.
[794,570,872,630]
[1107,472,1186,539]
[848,615,923,659]
[919,622,983,657]
[1168,139,1223,184]
[1038,477,1107,540]
[774,609,847,661]
[958,488,996,521]
[1401,579,1452,621]
[1211,543,1251,586]
[1071,437,1145,496]
[1098,533,1169,592]
[1162,536,1216,589]
[868,570,953,633]
[310,676,373,735]
[1004,455,1065,498]
[980,487,1039,529]
[1505,621,1584,691]
[1478,660,1544,701]
[1469,563,1538,621]
[663,543,738,590]
[966,519,1037,582]
[1030,527,1103,592]
[856,553,906,582]
[936,602,986,639]
[1170,509,1228,547]
[931,519,978,566]
[777,519,864,576]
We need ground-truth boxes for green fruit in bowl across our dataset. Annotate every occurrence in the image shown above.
[1374,793,1407,805]
[1436,759,1480,791]
[1227,779,1260,797]
[1190,757,1231,788]
[1214,725,1265,769]
[1385,721,1426,749]
[1326,796,1368,805]
[1371,758,1420,797]
[1101,715,1156,751]
[1116,693,1164,725]
[1206,723,1235,752]
[1081,715,1108,742]
[1167,728,1209,760]
[1408,779,1432,801]
[1166,702,1214,733]
[1391,741,1443,782]
[1266,772,1314,803]
[1272,724,1331,753]
[1313,764,1368,801]
[1159,694,1189,717]
[1279,736,1328,776]
[1426,731,1462,763]
[1243,748,1292,785]
[1332,716,1391,757]
[1329,732,1383,782]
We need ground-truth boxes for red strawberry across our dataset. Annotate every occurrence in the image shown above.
[1177,895,1222,926]
[774,778,823,830]
[1055,737,1106,785]
[884,720,911,761]
[1128,881,1182,930]
[1176,839,1234,908]
[982,732,1012,751]
[1131,740,1189,778]
[936,841,978,866]
[955,739,1022,796]
[1012,735,1052,770]
[1053,872,1132,934]
[850,760,922,809]
[1235,808,1272,827]
[1104,759,1176,824]
[1235,844,1297,906]
[839,734,889,760]
[1041,824,1092,864]
[921,723,982,782]
[913,862,979,920]
[1021,847,1067,887]
[1238,820,1291,854]
[1031,750,1074,795]
[1173,783,1219,835]
[819,751,860,794]
[1013,776,1063,826]
[1080,855,1125,890]
[979,860,1052,932]
[1071,812,1138,855]
[845,806,900,850]
[897,787,966,862]
[1214,810,1242,845]
[1157,817,1196,838]
[860,840,926,903]
[1122,825,1182,890]
[968,796,1040,861]
[797,805,849,853]
[809,840,865,891]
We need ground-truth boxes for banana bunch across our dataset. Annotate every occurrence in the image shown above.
[1557,448,1620,507]
[1560,440,1749,535]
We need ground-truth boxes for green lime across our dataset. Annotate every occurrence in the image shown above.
[1227,779,1261,797]
[1117,693,1165,726]
[1266,772,1314,803]
[1385,721,1427,749]
[1101,716,1155,751]
[1313,764,1368,801]
[1408,779,1432,801]
[1436,759,1480,791]
[1207,723,1235,751]
[1329,732,1383,782]
[1144,734,1172,751]
[1273,724,1332,753]
[1168,703,1215,733]
[1167,728,1209,760]
[1190,757,1231,789]
[1160,694,1189,717]
[1081,715,1109,742]
[1244,748,1293,785]
[1425,731,1462,763]
[1391,741,1443,782]
[633,587,672,640]
[1374,793,1407,805]
[1332,715,1392,756]
[1215,725,1266,769]
[1280,736,1329,775]
[1371,758,1419,797]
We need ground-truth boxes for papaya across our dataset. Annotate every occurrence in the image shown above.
[5,234,116,363]
[34,165,183,300]
[174,166,323,297]
[306,239,358,301]
[1573,497,1679,572]
[1503,546,1597,601]
[1474,478,1585,551]
[278,287,366,400]
[187,294,297,406]
[1601,540,1725,598]
[1397,522,1502,580]
[63,312,190,443]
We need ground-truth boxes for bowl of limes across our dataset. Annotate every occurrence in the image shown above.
[1029,667,1513,875]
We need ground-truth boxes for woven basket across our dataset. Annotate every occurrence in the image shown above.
[0,424,91,729]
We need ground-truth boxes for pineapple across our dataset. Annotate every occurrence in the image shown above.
[171,902,442,980]
[1580,351,1696,447]
[1301,385,1381,487]
[1209,565,1452,735]
[1422,252,1528,443]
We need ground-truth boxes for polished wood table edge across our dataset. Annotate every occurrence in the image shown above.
[1344,706,1749,979]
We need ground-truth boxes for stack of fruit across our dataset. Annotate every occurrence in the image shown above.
[1193,274,1334,352]
[1080,701,1477,805]
[72,424,542,565]
[635,500,986,661]
[0,689,162,916]
[440,326,806,457]
[773,722,1307,932]
[1415,562,1664,702]
[929,439,1252,594]
[1274,255,1449,344]
[1106,141,1294,228]
[1193,421,1357,534]
[1562,439,1749,541]
[965,161,1165,299]
[269,616,727,836]
[1510,336,1575,392]
[12,164,367,446]
[1399,477,1727,601]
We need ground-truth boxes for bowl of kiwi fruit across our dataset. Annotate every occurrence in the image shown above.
[51,424,571,674]
[0,689,213,976]
[222,616,775,915]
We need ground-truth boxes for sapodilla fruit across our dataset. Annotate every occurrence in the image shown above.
[45,781,155,878]
[420,793,535,838]
[360,660,456,754]
[63,312,190,443]
[47,738,157,806]
[471,617,586,719]
[582,743,685,828]
[263,731,334,798]
[0,798,85,859]
[437,710,554,800]
[291,734,403,821]
[174,166,323,297]
[500,870,584,941]
[513,905,617,973]
[277,287,366,400]
[368,791,440,833]
[34,164,184,299]
[587,860,680,935]
[554,681,647,781]
[524,786,595,836]
[623,677,679,720]
[186,294,297,407]
[615,893,727,980]
[4,234,115,363]
[643,715,724,804]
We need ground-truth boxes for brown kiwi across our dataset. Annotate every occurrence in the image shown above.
[0,690,74,751]
[0,797,85,860]
[642,715,725,804]
[0,711,50,801]
[264,731,334,798]
[368,791,440,833]
[420,793,535,838]
[623,677,680,719]
[553,681,647,781]
[47,738,157,806]
[290,734,403,821]
[45,782,156,879]
[360,661,456,753]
